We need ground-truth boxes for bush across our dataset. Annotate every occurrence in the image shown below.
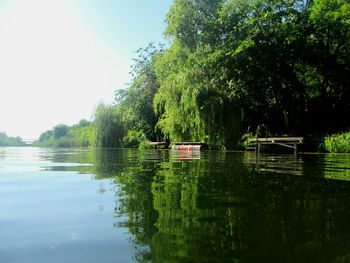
[240,132,255,149]
[324,131,350,153]
[122,130,147,148]
[138,142,154,149]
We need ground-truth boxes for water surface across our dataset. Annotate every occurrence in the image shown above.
[1,147,350,262]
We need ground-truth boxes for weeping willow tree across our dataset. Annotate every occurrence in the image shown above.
[154,48,240,147]
[153,0,241,148]
[154,42,206,143]
[93,103,124,148]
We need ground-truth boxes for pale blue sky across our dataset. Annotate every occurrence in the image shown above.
[61,0,172,59]
[0,0,172,139]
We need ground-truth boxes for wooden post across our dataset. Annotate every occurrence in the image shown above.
[256,143,261,156]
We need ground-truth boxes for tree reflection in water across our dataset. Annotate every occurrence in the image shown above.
[50,149,350,263]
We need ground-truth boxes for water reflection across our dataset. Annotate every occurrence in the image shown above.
[245,152,350,181]
[44,149,350,262]
[323,154,350,181]
[171,148,201,160]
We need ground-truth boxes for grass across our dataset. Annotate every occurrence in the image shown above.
[324,131,350,153]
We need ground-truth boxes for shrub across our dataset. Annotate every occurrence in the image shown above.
[122,130,147,148]
[324,131,350,153]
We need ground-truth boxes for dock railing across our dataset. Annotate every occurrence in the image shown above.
[248,137,305,155]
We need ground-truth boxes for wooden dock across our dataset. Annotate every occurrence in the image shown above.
[146,142,169,149]
[248,137,305,154]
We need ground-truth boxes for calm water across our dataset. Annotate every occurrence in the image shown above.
[1,147,350,263]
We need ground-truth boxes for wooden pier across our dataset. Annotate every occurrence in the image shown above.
[248,137,305,154]
[146,142,169,149]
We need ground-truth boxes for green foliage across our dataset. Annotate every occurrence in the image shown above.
[53,124,69,139]
[240,132,255,149]
[38,130,53,142]
[116,43,163,142]
[35,120,94,148]
[0,132,25,146]
[66,123,94,147]
[152,0,349,148]
[154,42,205,142]
[138,142,154,149]
[122,130,147,148]
[93,103,124,148]
[305,0,350,132]
[34,0,350,149]
[324,131,350,153]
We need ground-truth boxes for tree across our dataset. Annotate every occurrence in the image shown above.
[78,119,91,127]
[33,0,350,149]
[38,130,53,142]
[0,132,25,146]
[305,0,350,132]
[93,103,124,148]
[116,43,163,142]
[154,0,349,148]
[154,0,241,147]
[53,124,69,139]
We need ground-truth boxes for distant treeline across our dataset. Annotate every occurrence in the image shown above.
[0,132,25,146]
[34,119,94,147]
[34,105,146,148]
[37,0,350,149]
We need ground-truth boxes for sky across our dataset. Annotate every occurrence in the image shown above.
[0,0,172,139]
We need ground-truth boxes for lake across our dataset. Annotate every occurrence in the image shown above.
[1,147,350,263]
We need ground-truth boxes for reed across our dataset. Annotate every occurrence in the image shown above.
[324,131,350,153]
